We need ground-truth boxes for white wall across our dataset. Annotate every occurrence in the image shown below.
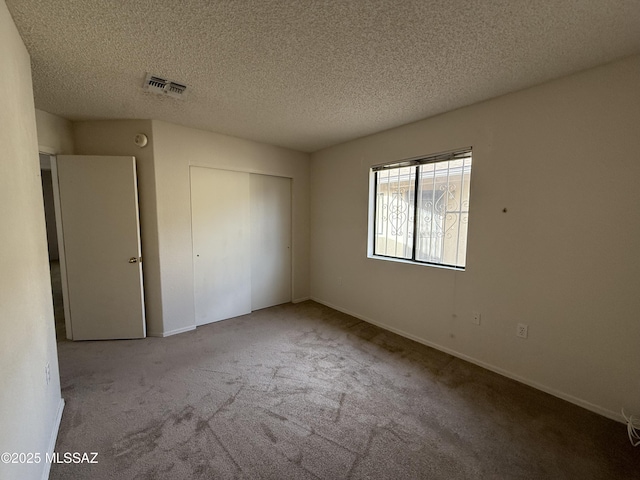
[35,109,74,155]
[0,2,64,479]
[72,120,163,336]
[152,120,310,335]
[310,55,640,420]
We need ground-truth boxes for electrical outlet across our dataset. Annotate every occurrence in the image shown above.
[517,323,528,339]
[338,276,343,286]
[45,362,51,385]
[472,312,481,325]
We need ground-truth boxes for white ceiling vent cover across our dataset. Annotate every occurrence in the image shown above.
[143,73,187,99]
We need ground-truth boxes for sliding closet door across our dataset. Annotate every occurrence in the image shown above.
[250,174,292,310]
[191,167,251,326]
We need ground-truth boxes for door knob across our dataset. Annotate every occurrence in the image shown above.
[129,257,139,263]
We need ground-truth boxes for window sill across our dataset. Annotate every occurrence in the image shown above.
[367,254,465,271]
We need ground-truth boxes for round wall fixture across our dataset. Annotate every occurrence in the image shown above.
[134,133,148,148]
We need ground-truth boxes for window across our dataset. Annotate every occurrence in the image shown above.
[370,148,472,269]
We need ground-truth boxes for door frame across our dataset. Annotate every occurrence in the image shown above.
[40,152,73,340]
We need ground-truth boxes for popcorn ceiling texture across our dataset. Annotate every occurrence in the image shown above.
[7,0,640,152]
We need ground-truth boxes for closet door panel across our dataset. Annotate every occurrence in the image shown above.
[250,174,292,310]
[191,167,251,325]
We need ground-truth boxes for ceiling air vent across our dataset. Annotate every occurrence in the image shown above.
[143,73,187,99]
[166,81,187,99]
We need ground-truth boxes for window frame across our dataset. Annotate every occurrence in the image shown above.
[368,147,473,271]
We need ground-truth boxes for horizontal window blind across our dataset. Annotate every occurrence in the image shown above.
[372,147,472,172]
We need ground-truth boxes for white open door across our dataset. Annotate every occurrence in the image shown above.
[56,155,145,340]
[250,174,292,310]
[191,167,251,326]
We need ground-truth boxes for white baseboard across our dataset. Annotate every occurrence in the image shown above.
[292,297,310,304]
[42,398,65,480]
[310,297,622,424]
[148,325,196,338]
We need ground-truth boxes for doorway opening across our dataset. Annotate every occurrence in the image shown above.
[40,153,66,342]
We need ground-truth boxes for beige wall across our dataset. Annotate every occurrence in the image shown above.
[73,120,163,335]
[0,2,64,479]
[72,119,310,336]
[35,109,74,155]
[310,55,640,420]
[152,120,311,335]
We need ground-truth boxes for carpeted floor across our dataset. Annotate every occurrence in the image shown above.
[51,301,639,479]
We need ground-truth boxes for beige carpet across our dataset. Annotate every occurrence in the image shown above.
[51,301,638,479]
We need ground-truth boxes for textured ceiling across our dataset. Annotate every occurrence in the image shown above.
[7,0,640,152]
